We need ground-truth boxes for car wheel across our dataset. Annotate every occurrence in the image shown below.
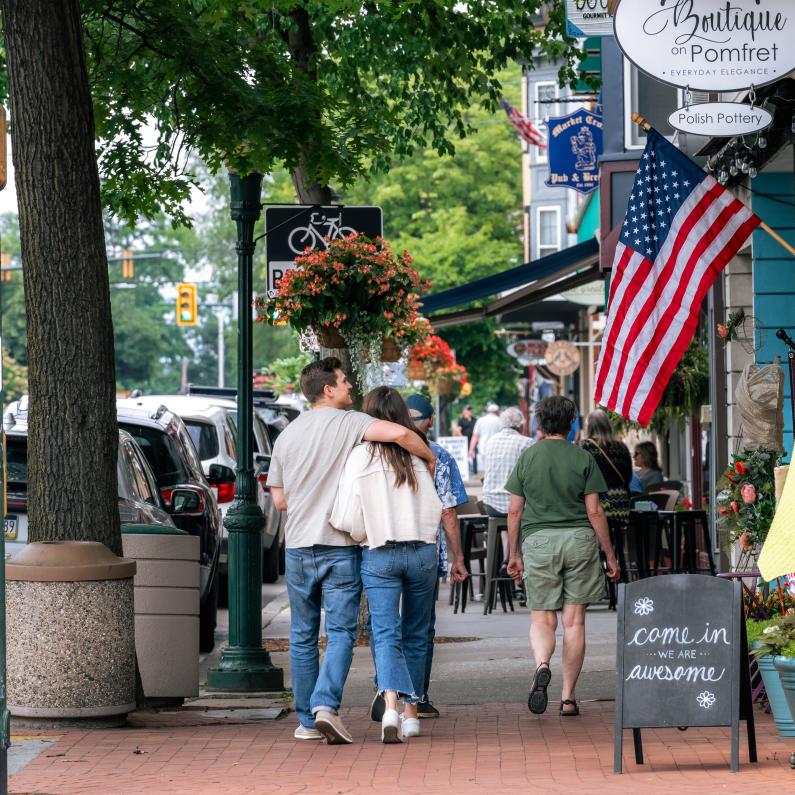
[199,572,219,654]
[262,540,280,584]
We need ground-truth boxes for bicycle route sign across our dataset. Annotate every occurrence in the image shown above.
[614,574,756,773]
[264,205,383,295]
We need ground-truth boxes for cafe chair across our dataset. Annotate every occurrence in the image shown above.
[647,489,680,511]
[480,507,515,615]
[449,498,487,614]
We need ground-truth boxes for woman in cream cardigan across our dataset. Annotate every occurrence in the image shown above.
[331,386,442,743]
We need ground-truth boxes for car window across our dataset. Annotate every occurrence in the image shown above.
[118,422,191,487]
[5,437,27,485]
[253,415,271,454]
[173,420,206,480]
[116,442,135,500]
[127,443,159,505]
[134,444,163,506]
[223,420,236,459]
[185,420,218,460]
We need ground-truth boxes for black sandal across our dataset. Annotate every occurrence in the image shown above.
[528,663,551,715]
[559,699,579,717]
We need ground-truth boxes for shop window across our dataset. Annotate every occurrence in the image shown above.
[623,59,680,150]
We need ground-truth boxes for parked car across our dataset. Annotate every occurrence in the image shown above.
[3,400,180,558]
[185,387,294,583]
[116,401,222,653]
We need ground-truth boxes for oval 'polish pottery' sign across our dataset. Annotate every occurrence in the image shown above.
[615,0,795,92]
[668,101,773,135]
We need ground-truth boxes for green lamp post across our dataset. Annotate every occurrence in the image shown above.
[207,171,283,691]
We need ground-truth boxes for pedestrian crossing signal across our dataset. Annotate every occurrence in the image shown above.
[176,283,198,326]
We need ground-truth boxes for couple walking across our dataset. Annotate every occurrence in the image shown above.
[269,357,468,745]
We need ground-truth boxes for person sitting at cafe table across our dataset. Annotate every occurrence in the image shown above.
[633,441,664,492]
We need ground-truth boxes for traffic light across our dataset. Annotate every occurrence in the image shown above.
[121,249,134,279]
[0,251,11,281]
[176,283,198,326]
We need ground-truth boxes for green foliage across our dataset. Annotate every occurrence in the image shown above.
[440,321,521,412]
[2,351,28,402]
[268,352,313,393]
[72,1,585,225]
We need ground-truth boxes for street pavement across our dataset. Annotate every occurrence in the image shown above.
[8,583,795,793]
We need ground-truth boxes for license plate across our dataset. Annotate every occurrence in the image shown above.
[4,515,18,540]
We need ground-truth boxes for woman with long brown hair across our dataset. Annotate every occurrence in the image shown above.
[330,386,442,743]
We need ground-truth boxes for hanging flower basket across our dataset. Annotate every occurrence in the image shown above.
[407,362,428,380]
[435,373,457,395]
[433,363,468,397]
[381,337,402,362]
[318,327,348,349]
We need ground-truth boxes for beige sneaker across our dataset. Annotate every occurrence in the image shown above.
[314,710,353,744]
[294,724,323,740]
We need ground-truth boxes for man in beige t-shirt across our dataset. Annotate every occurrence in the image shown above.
[269,357,434,745]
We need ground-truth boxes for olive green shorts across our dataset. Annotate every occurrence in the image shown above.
[521,527,604,611]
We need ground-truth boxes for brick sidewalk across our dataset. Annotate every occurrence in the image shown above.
[9,702,793,795]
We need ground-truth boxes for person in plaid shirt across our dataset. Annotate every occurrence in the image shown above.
[482,408,534,570]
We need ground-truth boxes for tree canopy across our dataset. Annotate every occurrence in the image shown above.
[72,1,582,218]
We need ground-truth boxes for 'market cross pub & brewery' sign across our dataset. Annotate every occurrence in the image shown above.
[614,575,756,773]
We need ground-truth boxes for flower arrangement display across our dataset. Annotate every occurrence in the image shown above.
[716,447,779,549]
[255,234,430,375]
[434,363,468,396]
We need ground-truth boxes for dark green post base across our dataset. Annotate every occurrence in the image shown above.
[207,653,284,692]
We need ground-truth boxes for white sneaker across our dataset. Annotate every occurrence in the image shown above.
[401,716,420,738]
[381,708,402,743]
[294,725,323,740]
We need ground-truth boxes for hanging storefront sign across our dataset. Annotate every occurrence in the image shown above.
[614,0,795,92]
[565,0,613,37]
[668,102,773,136]
[507,340,548,366]
[545,109,603,195]
[544,340,581,377]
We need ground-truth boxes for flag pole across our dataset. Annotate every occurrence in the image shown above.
[630,111,795,258]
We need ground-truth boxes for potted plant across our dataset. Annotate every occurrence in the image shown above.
[749,612,795,736]
[255,234,429,377]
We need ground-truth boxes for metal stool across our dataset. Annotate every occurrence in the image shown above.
[483,517,515,614]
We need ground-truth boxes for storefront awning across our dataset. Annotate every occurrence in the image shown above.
[419,237,599,315]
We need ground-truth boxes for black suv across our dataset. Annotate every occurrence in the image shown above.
[117,401,222,653]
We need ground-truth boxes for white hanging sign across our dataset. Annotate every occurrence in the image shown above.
[565,0,613,38]
[668,102,774,136]
[615,0,795,92]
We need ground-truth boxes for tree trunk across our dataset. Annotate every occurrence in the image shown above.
[291,166,333,205]
[2,0,122,555]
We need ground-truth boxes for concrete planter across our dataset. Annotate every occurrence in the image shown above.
[6,541,136,725]
[122,526,200,701]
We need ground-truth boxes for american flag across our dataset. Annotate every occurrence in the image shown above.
[499,97,546,149]
[594,129,760,427]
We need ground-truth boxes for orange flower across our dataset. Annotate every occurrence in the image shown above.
[717,323,729,338]
[735,461,747,475]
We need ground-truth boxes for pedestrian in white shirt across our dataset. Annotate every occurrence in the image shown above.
[469,402,502,471]
[331,387,457,744]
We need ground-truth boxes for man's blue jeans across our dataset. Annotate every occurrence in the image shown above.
[285,545,362,729]
[362,541,437,702]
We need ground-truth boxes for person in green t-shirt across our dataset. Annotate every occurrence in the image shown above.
[505,395,620,718]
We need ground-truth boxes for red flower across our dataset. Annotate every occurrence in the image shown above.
[739,531,755,550]
[730,501,739,513]
[717,323,729,338]
[735,461,747,475]
[719,507,730,516]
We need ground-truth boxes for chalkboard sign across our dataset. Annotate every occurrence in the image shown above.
[614,574,756,773]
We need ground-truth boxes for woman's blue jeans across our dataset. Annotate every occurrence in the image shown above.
[362,541,438,703]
